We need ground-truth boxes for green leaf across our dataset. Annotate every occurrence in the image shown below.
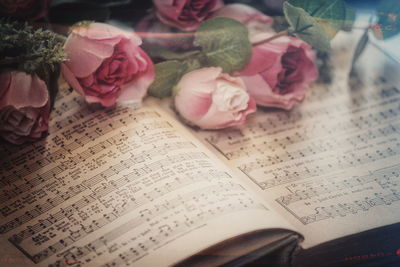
[373,0,400,40]
[183,57,204,73]
[289,0,346,39]
[145,45,201,61]
[194,17,252,74]
[283,2,331,51]
[148,61,186,98]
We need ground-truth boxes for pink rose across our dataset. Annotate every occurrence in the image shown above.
[0,71,50,144]
[152,0,224,31]
[62,22,155,107]
[213,4,318,110]
[174,67,256,129]
[135,13,195,51]
[239,36,318,110]
[0,0,51,20]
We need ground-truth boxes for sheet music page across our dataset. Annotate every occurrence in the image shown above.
[192,32,400,248]
[0,85,295,266]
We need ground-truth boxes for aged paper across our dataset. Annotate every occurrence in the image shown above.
[193,32,400,248]
[0,85,295,266]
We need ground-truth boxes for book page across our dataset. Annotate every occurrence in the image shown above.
[0,85,295,266]
[192,32,400,248]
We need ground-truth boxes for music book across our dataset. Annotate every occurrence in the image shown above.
[1,31,399,267]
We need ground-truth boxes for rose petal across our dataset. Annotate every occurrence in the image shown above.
[242,74,305,110]
[61,63,86,96]
[153,0,224,31]
[64,34,121,78]
[153,0,185,20]
[0,71,11,99]
[239,45,281,76]
[74,22,142,45]
[117,47,154,102]
[174,67,255,129]
[65,23,144,78]
[0,72,48,109]
[211,4,273,28]
[174,67,222,122]
[63,22,155,107]
[0,71,50,144]
[196,94,256,129]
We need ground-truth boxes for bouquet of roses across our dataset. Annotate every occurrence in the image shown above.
[138,0,345,128]
[1,0,399,145]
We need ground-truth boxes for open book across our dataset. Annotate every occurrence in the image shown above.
[1,32,400,267]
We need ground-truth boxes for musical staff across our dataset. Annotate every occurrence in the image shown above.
[195,50,400,232]
[298,190,400,225]
[1,89,267,266]
[0,110,162,185]
[200,80,400,191]
[45,183,262,266]
[0,150,205,233]
[273,164,400,225]
[11,181,255,263]
[277,164,400,206]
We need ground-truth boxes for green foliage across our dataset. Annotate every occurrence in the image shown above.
[148,58,203,98]
[145,45,201,62]
[289,0,346,39]
[0,21,67,75]
[194,17,252,74]
[148,61,186,98]
[149,17,253,98]
[373,0,400,40]
[283,2,331,51]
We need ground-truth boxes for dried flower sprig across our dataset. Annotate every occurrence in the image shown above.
[0,20,67,75]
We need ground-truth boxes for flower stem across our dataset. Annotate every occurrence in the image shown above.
[252,30,289,46]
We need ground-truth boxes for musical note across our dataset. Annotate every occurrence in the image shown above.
[45,184,263,266]
[1,89,264,266]
[275,164,400,225]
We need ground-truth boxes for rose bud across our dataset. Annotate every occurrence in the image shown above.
[174,67,256,130]
[135,13,195,52]
[213,4,318,110]
[0,0,52,21]
[152,0,224,31]
[0,71,50,144]
[62,22,155,107]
